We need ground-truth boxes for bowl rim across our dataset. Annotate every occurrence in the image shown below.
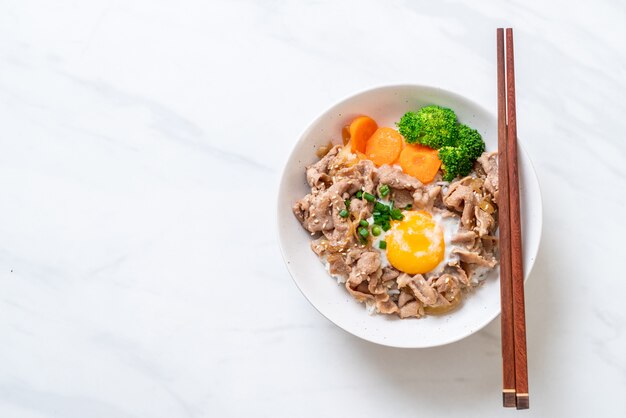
[277,83,543,348]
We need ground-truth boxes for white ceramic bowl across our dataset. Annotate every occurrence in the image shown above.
[278,85,542,348]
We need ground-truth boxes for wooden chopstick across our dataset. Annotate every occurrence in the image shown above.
[496,27,516,408]
[505,28,529,410]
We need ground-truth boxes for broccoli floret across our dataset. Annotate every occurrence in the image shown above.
[397,105,458,149]
[397,106,486,182]
[457,124,485,160]
[438,146,474,182]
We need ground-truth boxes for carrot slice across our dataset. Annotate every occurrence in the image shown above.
[364,127,403,167]
[398,144,442,183]
[349,116,378,153]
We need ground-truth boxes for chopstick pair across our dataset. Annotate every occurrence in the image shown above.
[496,28,529,410]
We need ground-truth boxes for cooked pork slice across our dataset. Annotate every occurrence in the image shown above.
[448,262,471,286]
[306,145,340,190]
[346,281,374,302]
[381,266,400,282]
[443,182,476,229]
[349,198,373,221]
[293,194,313,224]
[396,273,412,288]
[294,194,332,233]
[428,294,454,310]
[399,300,424,319]
[345,245,367,264]
[367,269,386,295]
[391,188,414,209]
[377,165,422,190]
[481,235,498,257]
[327,253,351,280]
[452,249,498,268]
[375,293,399,315]
[397,273,438,305]
[451,230,477,248]
[413,185,442,210]
[356,251,381,276]
[298,173,366,235]
[346,251,381,288]
[330,193,351,234]
[398,290,414,308]
[474,207,495,237]
[295,177,356,234]
[310,237,328,256]
[331,177,364,199]
[356,281,370,293]
[433,274,462,302]
[347,271,366,287]
[475,152,499,198]
[336,159,378,194]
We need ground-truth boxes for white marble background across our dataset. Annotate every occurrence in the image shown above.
[1,0,625,417]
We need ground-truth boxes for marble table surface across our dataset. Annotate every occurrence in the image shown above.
[1,0,625,417]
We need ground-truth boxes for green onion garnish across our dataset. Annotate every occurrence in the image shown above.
[358,227,369,238]
[344,199,351,209]
[375,202,389,213]
[379,240,387,249]
[363,192,376,202]
[359,219,369,227]
[390,208,404,221]
[339,209,349,218]
[355,190,363,199]
[379,184,390,197]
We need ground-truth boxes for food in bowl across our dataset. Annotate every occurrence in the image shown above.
[292,106,499,319]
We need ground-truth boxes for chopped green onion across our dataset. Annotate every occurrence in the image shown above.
[355,190,363,199]
[363,192,376,202]
[374,202,389,213]
[379,184,390,197]
[339,209,349,218]
[359,219,369,227]
[382,222,391,232]
[344,199,351,209]
[371,225,382,236]
[358,227,369,238]
[390,208,404,221]
[379,240,387,249]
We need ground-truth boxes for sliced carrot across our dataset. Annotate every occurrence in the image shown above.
[349,116,378,153]
[364,127,403,167]
[398,144,442,184]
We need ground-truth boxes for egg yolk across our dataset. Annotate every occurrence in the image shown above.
[386,210,445,275]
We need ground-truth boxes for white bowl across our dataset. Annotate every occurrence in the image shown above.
[277,85,542,348]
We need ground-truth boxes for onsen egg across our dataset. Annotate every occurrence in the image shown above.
[386,210,445,275]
